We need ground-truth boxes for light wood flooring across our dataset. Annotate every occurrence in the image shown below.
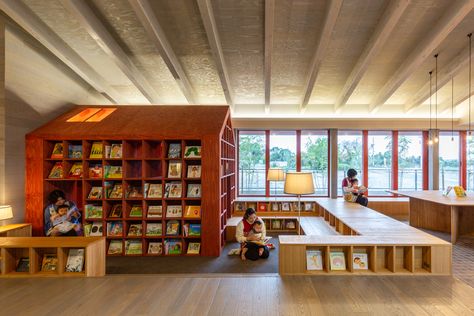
[1,274,474,315]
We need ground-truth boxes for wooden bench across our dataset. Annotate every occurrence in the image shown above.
[367,197,409,220]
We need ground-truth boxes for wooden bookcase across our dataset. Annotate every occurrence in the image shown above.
[25,106,234,257]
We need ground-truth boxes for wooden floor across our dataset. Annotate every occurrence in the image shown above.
[1,275,474,315]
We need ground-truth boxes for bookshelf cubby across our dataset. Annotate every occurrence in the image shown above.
[26,106,234,257]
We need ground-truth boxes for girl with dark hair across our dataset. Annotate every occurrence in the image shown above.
[342,169,369,207]
[235,208,270,260]
[44,190,83,236]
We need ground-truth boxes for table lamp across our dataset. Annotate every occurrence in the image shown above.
[267,168,285,198]
[284,172,314,235]
[0,205,13,224]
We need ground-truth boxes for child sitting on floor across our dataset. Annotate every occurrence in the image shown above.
[241,220,265,260]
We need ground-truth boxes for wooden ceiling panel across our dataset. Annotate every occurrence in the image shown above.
[211,0,265,104]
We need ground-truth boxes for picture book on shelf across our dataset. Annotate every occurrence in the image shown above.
[107,222,123,237]
[184,205,201,218]
[146,223,162,236]
[168,161,182,178]
[89,222,103,236]
[187,242,201,254]
[127,223,142,236]
[83,223,92,237]
[90,142,103,158]
[271,203,280,211]
[166,220,180,235]
[165,182,182,198]
[258,203,267,212]
[304,202,314,211]
[88,187,102,199]
[187,165,201,178]
[285,220,296,229]
[168,143,181,158]
[125,240,142,255]
[129,205,143,217]
[188,223,201,237]
[443,186,453,197]
[89,164,103,178]
[147,183,162,198]
[165,239,182,254]
[108,240,123,255]
[104,165,122,179]
[65,248,84,272]
[330,252,346,271]
[234,202,245,212]
[147,205,163,218]
[187,184,201,198]
[271,219,281,230]
[41,254,58,271]
[85,204,103,219]
[16,257,29,272]
[126,186,143,198]
[109,204,123,218]
[109,184,123,198]
[166,205,182,218]
[109,143,122,158]
[68,144,83,159]
[51,143,64,158]
[184,146,201,158]
[148,242,163,255]
[48,162,64,178]
[281,202,291,211]
[306,250,323,270]
[352,253,368,270]
[454,185,466,197]
[68,162,83,178]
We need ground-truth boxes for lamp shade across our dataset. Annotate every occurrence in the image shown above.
[284,172,314,195]
[267,168,285,181]
[0,205,13,220]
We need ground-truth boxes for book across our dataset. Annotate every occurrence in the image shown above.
[187,165,201,178]
[442,186,453,197]
[306,250,323,270]
[165,181,182,198]
[108,240,123,255]
[109,143,122,158]
[304,202,314,211]
[148,242,163,255]
[143,182,149,198]
[258,203,267,212]
[125,240,142,255]
[271,219,281,230]
[90,222,103,236]
[234,202,245,212]
[68,162,83,178]
[285,220,296,229]
[166,220,180,235]
[126,186,142,198]
[85,204,103,219]
[147,205,163,218]
[166,205,182,218]
[184,146,201,158]
[51,143,64,158]
[41,254,58,271]
[184,205,201,218]
[109,204,123,218]
[146,223,162,236]
[271,203,280,211]
[107,222,123,237]
[65,248,84,272]
[109,184,123,198]
[128,224,142,236]
[16,257,29,272]
[168,161,182,178]
[453,185,466,197]
[104,165,122,179]
[68,144,83,159]
[168,143,181,158]
[187,242,201,254]
[188,224,201,237]
[281,202,291,211]
[89,164,103,178]
[330,252,346,271]
[48,162,64,178]
[147,183,162,198]
[186,184,201,198]
[90,142,103,158]
[165,239,182,254]
[83,223,92,237]
[352,253,369,270]
[129,205,143,217]
[88,186,102,199]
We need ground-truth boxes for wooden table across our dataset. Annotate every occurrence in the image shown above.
[388,190,474,243]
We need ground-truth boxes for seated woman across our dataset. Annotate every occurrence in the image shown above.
[235,208,269,261]
[44,190,83,236]
[342,168,368,207]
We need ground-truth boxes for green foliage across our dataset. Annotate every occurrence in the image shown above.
[239,135,264,169]
[269,147,296,170]
[301,137,328,170]
[338,139,362,171]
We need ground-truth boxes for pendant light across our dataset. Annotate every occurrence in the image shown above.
[469,33,472,139]
[429,71,433,145]
[434,53,439,143]
[452,77,454,141]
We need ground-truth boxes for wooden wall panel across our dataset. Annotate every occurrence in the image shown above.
[25,137,44,236]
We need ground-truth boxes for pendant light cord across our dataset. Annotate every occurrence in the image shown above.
[469,33,472,135]
[429,71,432,133]
[435,54,438,130]
[452,77,454,140]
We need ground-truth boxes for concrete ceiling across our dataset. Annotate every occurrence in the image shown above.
[1,0,474,121]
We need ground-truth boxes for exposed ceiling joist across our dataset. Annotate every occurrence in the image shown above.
[0,0,125,104]
[405,47,474,113]
[369,0,474,113]
[264,0,275,113]
[300,0,343,112]
[335,0,410,111]
[440,86,474,116]
[129,0,196,104]
[60,0,162,104]
[197,0,234,109]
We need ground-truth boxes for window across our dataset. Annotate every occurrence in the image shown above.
[301,131,329,196]
[338,131,363,195]
[269,131,296,195]
[367,132,392,195]
[238,131,266,195]
[398,132,422,191]
[439,131,460,190]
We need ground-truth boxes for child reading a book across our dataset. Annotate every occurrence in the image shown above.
[342,169,369,206]
[50,205,82,235]
[235,208,270,261]
[241,220,265,260]
[44,190,83,236]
